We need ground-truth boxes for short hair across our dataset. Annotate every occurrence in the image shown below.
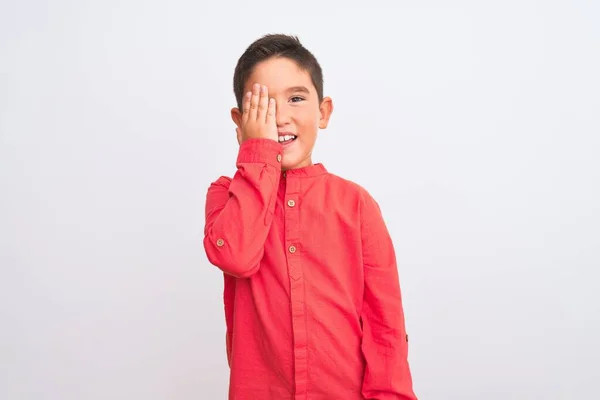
[233,34,324,110]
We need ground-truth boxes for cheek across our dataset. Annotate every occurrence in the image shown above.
[294,108,320,129]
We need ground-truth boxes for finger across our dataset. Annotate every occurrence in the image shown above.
[249,83,260,120]
[258,85,269,121]
[241,91,251,124]
[266,97,276,125]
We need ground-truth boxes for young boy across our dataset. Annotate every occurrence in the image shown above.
[203,34,417,400]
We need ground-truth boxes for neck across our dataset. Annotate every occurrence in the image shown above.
[283,156,313,172]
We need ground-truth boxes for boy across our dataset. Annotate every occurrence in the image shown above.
[203,34,417,400]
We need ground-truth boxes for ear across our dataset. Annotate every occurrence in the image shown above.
[231,107,243,128]
[231,107,243,145]
[318,96,334,129]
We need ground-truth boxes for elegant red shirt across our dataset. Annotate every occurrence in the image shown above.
[203,138,417,399]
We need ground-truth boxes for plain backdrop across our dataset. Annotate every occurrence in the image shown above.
[1,1,599,399]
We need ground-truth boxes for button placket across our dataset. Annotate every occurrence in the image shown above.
[283,175,308,397]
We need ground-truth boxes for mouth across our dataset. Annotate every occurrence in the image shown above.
[278,134,297,145]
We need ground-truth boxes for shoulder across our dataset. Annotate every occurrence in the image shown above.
[205,176,232,207]
[324,172,379,205]
[207,175,232,191]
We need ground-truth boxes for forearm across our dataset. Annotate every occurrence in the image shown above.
[361,279,415,400]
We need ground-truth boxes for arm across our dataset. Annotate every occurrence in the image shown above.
[203,138,282,278]
[203,83,281,278]
[359,191,417,400]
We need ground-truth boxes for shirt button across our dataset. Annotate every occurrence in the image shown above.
[287,199,295,207]
[216,238,225,247]
[288,245,296,253]
[277,154,282,162]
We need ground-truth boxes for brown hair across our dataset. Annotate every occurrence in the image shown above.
[233,34,324,110]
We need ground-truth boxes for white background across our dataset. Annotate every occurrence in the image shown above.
[1,1,599,399]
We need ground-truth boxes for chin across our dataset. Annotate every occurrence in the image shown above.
[281,138,314,170]
[282,155,302,169]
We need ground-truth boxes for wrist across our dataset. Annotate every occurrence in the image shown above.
[237,138,283,169]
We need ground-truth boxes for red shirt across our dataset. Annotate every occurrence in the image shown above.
[203,138,417,399]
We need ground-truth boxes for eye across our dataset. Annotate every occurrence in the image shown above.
[290,96,305,103]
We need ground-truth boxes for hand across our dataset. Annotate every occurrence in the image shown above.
[237,83,278,145]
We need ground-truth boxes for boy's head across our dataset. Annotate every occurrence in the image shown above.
[230,34,333,171]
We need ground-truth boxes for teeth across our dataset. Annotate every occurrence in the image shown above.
[278,135,296,142]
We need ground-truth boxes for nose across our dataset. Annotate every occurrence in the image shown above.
[276,103,292,127]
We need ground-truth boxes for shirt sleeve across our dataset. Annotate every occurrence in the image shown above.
[203,138,283,278]
[359,190,418,400]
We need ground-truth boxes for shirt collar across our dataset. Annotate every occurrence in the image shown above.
[282,163,327,178]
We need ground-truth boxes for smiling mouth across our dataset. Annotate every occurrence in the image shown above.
[278,134,297,145]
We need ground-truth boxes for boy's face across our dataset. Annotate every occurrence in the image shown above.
[231,57,333,170]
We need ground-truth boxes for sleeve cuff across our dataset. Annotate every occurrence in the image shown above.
[236,138,283,169]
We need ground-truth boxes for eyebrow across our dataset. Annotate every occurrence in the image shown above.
[286,86,311,94]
